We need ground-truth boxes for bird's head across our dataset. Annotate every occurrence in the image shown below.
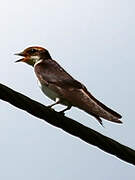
[15,46,51,66]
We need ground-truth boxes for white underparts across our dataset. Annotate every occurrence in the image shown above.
[38,81,70,106]
[38,81,59,102]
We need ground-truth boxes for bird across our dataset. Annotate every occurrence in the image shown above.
[15,46,122,125]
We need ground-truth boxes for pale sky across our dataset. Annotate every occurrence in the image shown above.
[0,0,135,179]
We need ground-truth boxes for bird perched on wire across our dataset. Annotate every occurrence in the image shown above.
[15,46,122,125]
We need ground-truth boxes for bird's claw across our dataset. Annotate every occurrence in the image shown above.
[59,110,65,115]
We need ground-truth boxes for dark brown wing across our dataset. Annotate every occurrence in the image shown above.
[34,59,122,124]
[34,59,74,84]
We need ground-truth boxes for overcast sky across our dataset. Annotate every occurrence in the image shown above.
[0,0,135,179]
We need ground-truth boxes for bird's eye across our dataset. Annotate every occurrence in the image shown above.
[29,48,37,53]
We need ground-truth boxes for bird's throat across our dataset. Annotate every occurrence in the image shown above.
[27,56,41,66]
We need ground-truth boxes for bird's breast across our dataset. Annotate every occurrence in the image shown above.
[38,80,71,106]
[38,81,58,101]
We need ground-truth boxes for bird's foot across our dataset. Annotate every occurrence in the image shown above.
[59,106,72,115]
[47,105,53,108]
[59,110,65,115]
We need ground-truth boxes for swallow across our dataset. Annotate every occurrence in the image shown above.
[15,46,122,125]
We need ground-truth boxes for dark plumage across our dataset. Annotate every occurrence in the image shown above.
[15,46,122,125]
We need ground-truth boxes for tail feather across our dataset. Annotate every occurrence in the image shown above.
[80,89,122,124]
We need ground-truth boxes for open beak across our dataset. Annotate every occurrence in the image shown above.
[14,52,26,62]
